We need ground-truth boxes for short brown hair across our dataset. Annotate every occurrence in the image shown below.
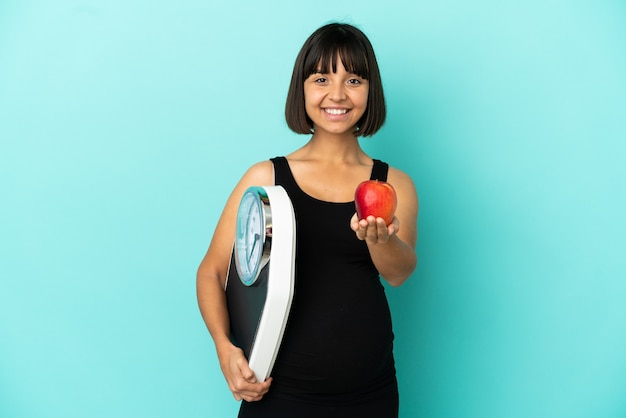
[285,23,386,137]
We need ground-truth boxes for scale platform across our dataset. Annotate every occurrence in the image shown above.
[225,186,296,382]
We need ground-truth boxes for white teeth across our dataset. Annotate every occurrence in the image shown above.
[325,108,348,115]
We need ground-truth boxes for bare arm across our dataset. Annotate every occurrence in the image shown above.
[351,167,418,286]
[196,160,274,401]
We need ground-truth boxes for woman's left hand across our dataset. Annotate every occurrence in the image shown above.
[350,213,399,245]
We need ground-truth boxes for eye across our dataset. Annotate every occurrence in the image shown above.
[314,76,327,83]
[347,78,362,85]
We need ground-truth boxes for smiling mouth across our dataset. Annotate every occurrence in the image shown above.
[324,108,349,115]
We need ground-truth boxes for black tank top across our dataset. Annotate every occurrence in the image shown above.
[268,156,396,404]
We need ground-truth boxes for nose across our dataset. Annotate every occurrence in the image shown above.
[328,81,347,101]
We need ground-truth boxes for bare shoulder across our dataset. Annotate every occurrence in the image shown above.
[387,167,417,198]
[223,159,275,218]
[240,160,275,186]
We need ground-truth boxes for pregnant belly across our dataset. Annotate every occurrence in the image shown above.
[270,287,394,394]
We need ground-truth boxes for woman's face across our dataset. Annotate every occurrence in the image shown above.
[303,58,369,137]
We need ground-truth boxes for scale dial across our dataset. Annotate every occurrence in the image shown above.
[234,187,271,286]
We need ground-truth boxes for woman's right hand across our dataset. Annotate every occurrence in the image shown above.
[219,344,272,402]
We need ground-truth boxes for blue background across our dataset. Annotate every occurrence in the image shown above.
[1,1,625,417]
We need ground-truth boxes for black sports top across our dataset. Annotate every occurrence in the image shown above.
[268,156,396,404]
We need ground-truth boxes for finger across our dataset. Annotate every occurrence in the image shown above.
[376,218,388,235]
[353,218,368,240]
[387,221,399,237]
[231,378,257,400]
[389,216,400,235]
[372,218,388,243]
[364,216,379,243]
[233,355,257,383]
[350,213,360,232]
[364,217,388,244]
[234,378,272,402]
[240,365,257,384]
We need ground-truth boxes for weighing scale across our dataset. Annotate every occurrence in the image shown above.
[225,185,296,382]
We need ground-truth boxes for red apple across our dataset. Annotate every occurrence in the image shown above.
[354,180,397,226]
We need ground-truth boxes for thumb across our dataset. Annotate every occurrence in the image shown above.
[240,363,257,383]
[349,213,359,231]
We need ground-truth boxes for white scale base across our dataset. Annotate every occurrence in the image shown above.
[225,186,296,382]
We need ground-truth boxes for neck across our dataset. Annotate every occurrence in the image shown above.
[301,132,366,163]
